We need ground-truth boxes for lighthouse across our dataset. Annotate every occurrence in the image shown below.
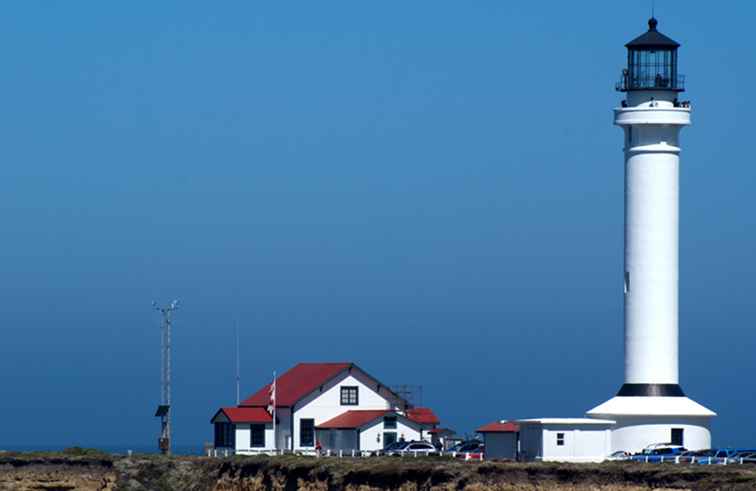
[586,18,716,453]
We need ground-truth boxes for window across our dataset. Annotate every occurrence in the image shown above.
[384,415,397,429]
[624,271,630,294]
[556,432,565,446]
[628,47,677,90]
[340,386,359,406]
[300,418,315,447]
[251,424,265,448]
[671,428,683,446]
[214,423,235,448]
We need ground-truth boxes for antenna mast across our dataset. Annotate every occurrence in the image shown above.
[153,299,179,455]
[235,320,240,405]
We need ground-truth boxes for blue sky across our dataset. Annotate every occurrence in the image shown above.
[0,1,754,450]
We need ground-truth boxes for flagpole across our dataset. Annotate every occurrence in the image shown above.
[235,321,240,406]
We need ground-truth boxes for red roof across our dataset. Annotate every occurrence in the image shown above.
[476,421,519,433]
[406,407,439,425]
[241,363,352,407]
[212,407,273,424]
[317,410,391,429]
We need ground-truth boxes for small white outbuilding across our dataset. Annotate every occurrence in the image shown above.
[516,418,615,463]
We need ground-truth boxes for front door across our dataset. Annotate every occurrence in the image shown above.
[384,431,397,448]
[300,419,315,447]
[671,428,683,446]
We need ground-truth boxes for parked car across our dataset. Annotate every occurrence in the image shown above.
[382,441,409,455]
[631,445,687,462]
[606,450,631,461]
[455,441,484,453]
[678,450,711,463]
[729,451,756,463]
[640,443,686,455]
[387,441,437,456]
[449,441,485,460]
[691,448,740,464]
[713,448,738,459]
[446,441,475,454]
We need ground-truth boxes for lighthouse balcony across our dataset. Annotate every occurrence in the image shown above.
[616,73,685,92]
[614,105,690,127]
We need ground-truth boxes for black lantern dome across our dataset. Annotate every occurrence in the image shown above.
[617,18,684,92]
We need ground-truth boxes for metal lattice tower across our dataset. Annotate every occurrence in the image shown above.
[153,300,179,455]
[390,384,423,407]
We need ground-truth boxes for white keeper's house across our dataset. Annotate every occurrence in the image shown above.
[210,362,441,454]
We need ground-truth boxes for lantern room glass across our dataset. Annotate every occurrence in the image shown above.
[627,48,677,90]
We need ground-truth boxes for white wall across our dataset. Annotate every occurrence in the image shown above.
[482,433,517,460]
[609,416,711,453]
[235,424,250,451]
[542,425,612,463]
[234,423,276,452]
[624,149,680,384]
[359,418,421,452]
[275,407,292,450]
[520,424,612,463]
[292,368,393,450]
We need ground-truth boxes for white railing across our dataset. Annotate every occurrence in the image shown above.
[207,447,485,461]
[629,454,753,465]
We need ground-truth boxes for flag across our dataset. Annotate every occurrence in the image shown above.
[266,372,276,415]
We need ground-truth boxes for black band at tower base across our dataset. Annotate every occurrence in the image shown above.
[616,383,685,397]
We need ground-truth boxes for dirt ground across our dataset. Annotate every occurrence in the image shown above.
[1,453,755,491]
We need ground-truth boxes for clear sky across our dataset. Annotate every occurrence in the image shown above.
[1,1,753,450]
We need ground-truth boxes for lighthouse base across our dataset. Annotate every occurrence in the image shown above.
[586,396,716,453]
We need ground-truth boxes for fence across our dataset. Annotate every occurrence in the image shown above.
[208,448,483,461]
[628,455,754,465]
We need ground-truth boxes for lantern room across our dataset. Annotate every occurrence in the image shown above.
[617,18,684,92]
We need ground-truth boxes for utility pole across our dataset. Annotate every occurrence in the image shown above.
[153,300,179,455]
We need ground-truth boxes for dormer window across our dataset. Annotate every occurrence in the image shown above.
[340,386,358,405]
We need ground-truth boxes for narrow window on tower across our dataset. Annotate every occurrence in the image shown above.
[556,433,565,446]
[624,272,630,294]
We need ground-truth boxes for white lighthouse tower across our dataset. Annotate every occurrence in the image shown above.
[586,18,716,453]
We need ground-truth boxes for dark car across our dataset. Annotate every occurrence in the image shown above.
[678,450,711,463]
[693,448,738,465]
[449,441,485,460]
[383,441,409,452]
[449,440,483,453]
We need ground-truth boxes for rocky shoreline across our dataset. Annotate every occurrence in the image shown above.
[1,453,755,490]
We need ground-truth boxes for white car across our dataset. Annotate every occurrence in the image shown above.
[388,441,437,456]
[606,450,631,461]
